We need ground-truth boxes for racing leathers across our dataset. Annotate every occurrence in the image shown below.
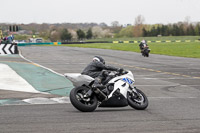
[81,60,120,91]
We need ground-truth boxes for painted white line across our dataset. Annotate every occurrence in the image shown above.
[0,63,42,93]
[23,97,70,104]
[135,85,178,86]
[148,97,198,99]
[135,85,200,86]
[136,78,194,79]
[19,50,64,77]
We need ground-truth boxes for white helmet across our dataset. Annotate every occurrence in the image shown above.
[93,56,105,64]
[141,40,146,43]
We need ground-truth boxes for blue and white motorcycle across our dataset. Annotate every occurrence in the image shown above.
[65,70,148,112]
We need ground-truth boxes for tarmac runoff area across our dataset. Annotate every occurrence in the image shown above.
[0,55,74,105]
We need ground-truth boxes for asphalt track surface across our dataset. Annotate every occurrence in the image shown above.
[1,46,200,133]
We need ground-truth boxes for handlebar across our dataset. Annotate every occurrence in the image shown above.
[116,70,128,76]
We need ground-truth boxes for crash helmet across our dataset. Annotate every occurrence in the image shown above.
[93,56,105,64]
[141,39,146,44]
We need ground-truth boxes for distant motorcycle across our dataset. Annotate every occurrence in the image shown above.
[65,69,148,112]
[141,46,150,57]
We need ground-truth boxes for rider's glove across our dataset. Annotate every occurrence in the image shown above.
[117,68,124,73]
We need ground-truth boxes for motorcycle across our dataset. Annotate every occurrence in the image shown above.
[141,46,150,57]
[64,70,148,112]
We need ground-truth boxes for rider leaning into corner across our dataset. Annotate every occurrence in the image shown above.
[81,56,123,94]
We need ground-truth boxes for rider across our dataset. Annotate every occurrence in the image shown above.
[1,37,8,44]
[7,34,14,43]
[81,56,123,92]
[1,35,14,44]
[139,39,148,51]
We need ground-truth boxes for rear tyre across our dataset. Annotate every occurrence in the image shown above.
[70,86,98,112]
[127,88,148,110]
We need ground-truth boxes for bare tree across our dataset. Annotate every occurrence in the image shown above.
[68,29,77,40]
[134,15,145,25]
[50,30,60,42]
[111,21,122,33]
[183,16,191,34]
[111,21,120,27]
[133,15,145,37]
[92,26,103,38]
[92,26,112,38]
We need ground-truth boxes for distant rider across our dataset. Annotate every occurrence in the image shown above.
[139,39,148,51]
[7,35,14,43]
[1,35,14,44]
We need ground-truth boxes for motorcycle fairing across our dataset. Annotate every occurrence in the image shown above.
[107,71,135,99]
[64,73,94,87]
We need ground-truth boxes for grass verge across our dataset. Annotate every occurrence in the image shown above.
[63,42,200,58]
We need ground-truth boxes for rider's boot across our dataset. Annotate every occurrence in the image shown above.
[92,77,110,95]
[92,77,108,101]
[92,71,110,95]
[101,88,109,95]
[92,77,105,89]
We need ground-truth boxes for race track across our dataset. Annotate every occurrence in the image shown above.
[0,46,200,133]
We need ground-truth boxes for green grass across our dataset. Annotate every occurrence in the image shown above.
[63,42,200,58]
[88,36,200,42]
[149,42,200,58]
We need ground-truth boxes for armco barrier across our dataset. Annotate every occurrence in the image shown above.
[61,41,111,44]
[16,40,200,46]
[17,42,62,46]
[17,42,52,46]
[112,40,200,43]
[0,43,19,55]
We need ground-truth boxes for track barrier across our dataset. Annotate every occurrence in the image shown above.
[0,43,19,55]
[112,40,200,43]
[15,39,200,47]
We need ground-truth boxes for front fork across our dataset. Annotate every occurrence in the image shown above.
[129,86,139,99]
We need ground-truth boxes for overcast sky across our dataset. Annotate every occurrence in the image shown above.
[0,0,199,25]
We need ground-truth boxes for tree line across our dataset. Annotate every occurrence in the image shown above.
[116,22,200,37]
[1,16,200,42]
[116,15,200,37]
[50,28,93,42]
[142,23,200,37]
[0,23,112,42]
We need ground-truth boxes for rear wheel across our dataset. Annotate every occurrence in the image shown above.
[70,86,98,112]
[127,88,148,110]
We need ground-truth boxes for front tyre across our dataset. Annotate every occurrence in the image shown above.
[127,88,148,110]
[144,49,149,57]
[70,86,98,112]
[146,52,149,57]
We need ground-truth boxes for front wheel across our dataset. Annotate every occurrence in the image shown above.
[127,88,148,110]
[146,52,149,57]
[70,86,98,112]
[144,50,149,57]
